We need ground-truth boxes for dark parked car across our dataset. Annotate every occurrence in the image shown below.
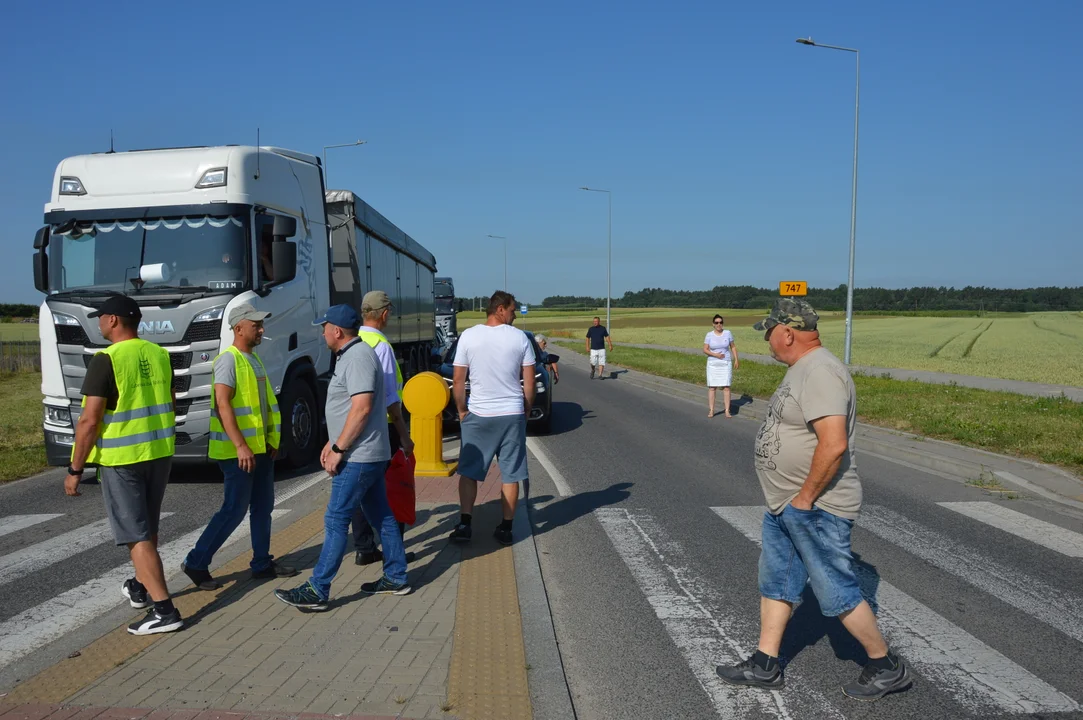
[434,329,557,434]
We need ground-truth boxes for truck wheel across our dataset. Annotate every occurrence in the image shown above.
[280,378,318,469]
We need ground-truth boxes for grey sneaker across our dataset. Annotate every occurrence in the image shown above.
[360,576,412,596]
[274,581,329,611]
[716,655,783,689]
[842,655,912,701]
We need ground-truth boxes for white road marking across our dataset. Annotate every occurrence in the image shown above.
[597,507,798,719]
[859,504,1083,644]
[711,506,1080,715]
[0,509,290,669]
[0,514,64,539]
[0,513,174,587]
[937,501,1083,558]
[526,437,573,497]
[274,471,328,504]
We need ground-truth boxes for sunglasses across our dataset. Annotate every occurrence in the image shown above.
[713,321,723,325]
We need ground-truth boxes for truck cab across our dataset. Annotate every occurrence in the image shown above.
[434,276,456,348]
[33,146,332,468]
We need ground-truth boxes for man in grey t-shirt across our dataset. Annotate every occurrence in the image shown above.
[716,298,911,702]
[275,305,409,611]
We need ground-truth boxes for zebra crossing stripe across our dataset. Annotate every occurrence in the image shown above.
[710,506,1079,715]
[0,514,63,539]
[0,509,289,670]
[0,513,175,587]
[597,507,854,720]
[936,501,1083,558]
[859,504,1083,644]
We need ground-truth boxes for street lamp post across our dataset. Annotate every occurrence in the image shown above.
[487,235,509,291]
[797,37,860,365]
[579,187,612,331]
[322,140,367,189]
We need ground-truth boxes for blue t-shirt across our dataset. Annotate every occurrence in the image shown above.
[586,325,609,350]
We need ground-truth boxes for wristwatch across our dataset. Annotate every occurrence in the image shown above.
[331,444,344,454]
[67,465,83,476]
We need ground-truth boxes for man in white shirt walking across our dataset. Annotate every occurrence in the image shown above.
[449,291,536,546]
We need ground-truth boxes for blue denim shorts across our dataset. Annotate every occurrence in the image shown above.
[758,505,864,617]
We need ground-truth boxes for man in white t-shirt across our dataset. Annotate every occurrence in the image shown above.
[450,291,536,546]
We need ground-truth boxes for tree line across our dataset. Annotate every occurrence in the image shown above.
[0,303,38,318]
[541,285,1083,313]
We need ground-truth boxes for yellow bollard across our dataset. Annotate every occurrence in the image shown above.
[402,371,458,477]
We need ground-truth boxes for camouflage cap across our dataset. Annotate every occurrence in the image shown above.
[752,298,819,337]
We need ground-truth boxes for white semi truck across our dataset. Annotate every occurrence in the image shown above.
[33,145,439,468]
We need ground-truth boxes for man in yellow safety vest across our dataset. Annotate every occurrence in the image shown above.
[182,303,298,590]
[64,294,182,635]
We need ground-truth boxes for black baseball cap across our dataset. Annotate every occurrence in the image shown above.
[88,294,142,320]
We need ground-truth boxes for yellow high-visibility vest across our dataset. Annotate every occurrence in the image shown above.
[79,338,175,466]
[358,330,403,422]
[208,346,281,459]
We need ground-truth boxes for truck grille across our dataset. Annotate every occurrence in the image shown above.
[56,325,90,345]
[182,320,222,344]
[175,399,192,416]
[172,375,192,393]
[175,432,192,446]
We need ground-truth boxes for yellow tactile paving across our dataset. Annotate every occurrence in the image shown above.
[446,502,532,720]
[2,508,326,705]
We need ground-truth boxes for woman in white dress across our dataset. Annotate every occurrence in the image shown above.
[703,314,739,418]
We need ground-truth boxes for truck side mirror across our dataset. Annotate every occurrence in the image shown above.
[32,226,50,293]
[272,216,297,239]
[272,241,297,284]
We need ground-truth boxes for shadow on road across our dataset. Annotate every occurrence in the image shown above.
[527,482,634,537]
[777,551,882,669]
[543,400,594,436]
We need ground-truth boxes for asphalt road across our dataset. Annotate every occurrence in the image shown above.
[526,357,1083,720]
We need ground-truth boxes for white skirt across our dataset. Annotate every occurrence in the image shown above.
[707,361,732,387]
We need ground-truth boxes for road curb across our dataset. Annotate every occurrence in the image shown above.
[514,463,577,720]
[553,341,1083,508]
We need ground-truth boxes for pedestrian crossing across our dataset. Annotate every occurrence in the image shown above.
[600,501,1083,717]
[0,471,330,671]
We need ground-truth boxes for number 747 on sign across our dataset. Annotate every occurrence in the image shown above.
[779,281,808,296]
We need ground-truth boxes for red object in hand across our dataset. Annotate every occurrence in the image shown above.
[385,449,416,525]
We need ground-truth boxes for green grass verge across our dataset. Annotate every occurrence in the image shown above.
[556,342,1083,475]
[0,371,49,483]
[0,323,40,341]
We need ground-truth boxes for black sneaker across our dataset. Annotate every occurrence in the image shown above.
[449,523,472,543]
[128,608,184,635]
[274,581,329,611]
[122,578,150,609]
[716,655,784,689]
[493,527,513,546]
[252,561,299,579]
[355,549,383,566]
[181,561,221,591]
[361,576,412,596]
[842,655,912,701]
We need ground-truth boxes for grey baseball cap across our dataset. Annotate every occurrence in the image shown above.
[753,298,819,338]
[227,303,271,327]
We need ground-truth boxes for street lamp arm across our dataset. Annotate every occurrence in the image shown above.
[796,37,858,53]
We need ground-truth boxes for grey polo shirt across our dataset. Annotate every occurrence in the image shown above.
[325,338,390,464]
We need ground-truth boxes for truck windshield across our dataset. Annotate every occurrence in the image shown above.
[47,214,250,295]
[434,281,453,298]
[435,298,455,314]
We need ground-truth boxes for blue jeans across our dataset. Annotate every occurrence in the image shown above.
[758,505,864,617]
[186,454,275,572]
[310,460,407,600]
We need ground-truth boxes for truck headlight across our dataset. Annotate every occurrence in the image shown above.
[194,305,225,323]
[45,406,72,427]
[59,177,87,196]
[52,312,80,326]
[195,168,227,189]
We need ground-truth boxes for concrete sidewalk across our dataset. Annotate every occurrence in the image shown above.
[0,462,534,720]
[606,341,1083,402]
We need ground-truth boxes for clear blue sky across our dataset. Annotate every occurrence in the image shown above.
[3,0,1080,305]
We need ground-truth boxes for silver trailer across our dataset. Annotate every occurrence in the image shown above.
[325,191,437,377]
